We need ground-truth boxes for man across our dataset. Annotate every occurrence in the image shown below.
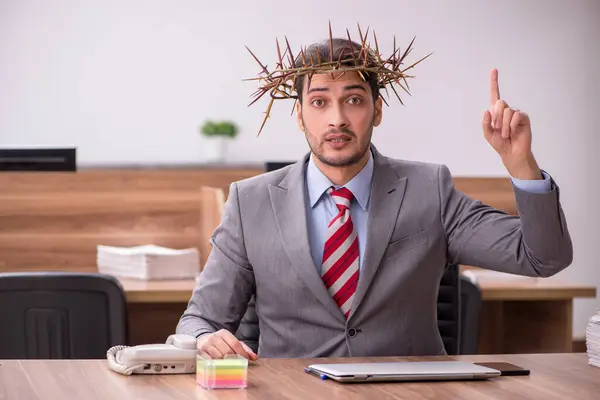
[176,36,572,361]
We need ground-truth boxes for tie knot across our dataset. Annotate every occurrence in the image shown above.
[328,186,354,210]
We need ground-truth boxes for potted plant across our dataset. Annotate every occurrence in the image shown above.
[199,120,239,162]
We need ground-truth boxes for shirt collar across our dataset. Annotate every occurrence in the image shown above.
[306,149,373,211]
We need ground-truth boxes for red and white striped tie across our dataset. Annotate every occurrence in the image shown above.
[321,187,359,318]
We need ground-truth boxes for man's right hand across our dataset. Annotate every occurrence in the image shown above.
[197,329,258,361]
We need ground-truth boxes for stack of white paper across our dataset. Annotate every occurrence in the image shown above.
[461,269,536,283]
[586,309,600,367]
[97,244,200,280]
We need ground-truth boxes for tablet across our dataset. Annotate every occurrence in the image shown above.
[306,361,502,382]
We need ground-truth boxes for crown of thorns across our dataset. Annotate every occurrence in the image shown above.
[244,22,432,135]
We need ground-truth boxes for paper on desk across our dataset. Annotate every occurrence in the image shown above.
[586,309,600,368]
[96,244,200,280]
[461,269,537,283]
[97,244,198,256]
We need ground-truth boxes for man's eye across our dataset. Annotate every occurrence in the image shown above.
[347,97,362,105]
[311,99,325,107]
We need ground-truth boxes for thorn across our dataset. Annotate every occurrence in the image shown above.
[328,21,334,63]
[285,36,295,67]
[276,37,283,68]
[380,94,389,107]
[290,98,297,116]
[300,46,307,67]
[245,46,269,75]
[346,28,358,66]
[257,97,275,137]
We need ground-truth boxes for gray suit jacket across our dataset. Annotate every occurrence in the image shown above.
[176,145,573,357]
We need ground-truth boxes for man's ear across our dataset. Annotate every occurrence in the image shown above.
[295,100,304,131]
[373,97,383,127]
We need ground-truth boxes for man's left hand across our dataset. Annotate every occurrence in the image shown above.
[482,68,542,180]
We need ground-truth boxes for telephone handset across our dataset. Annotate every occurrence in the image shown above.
[107,334,198,375]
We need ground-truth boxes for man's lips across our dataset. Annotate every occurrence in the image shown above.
[325,134,352,142]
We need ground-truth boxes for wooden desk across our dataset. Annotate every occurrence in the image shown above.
[1,354,598,399]
[118,275,597,304]
[120,278,196,303]
[461,272,596,354]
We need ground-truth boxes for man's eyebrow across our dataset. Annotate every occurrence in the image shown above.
[306,84,367,94]
[343,84,367,92]
[307,87,329,94]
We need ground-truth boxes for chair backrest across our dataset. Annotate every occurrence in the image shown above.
[459,275,482,354]
[436,264,461,355]
[0,272,128,359]
[235,264,464,355]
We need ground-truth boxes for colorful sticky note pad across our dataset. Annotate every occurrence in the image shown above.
[196,355,248,389]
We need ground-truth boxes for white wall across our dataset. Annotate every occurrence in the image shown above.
[1,0,598,338]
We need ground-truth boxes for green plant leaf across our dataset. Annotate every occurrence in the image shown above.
[200,120,238,138]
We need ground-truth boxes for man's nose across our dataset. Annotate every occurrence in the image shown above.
[328,103,349,129]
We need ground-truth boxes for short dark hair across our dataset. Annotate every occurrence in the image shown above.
[294,38,380,105]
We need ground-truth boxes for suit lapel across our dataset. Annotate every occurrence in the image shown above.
[349,146,408,319]
[268,156,346,323]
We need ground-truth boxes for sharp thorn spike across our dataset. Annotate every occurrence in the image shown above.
[329,21,334,63]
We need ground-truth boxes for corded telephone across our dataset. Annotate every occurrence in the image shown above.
[106,334,198,375]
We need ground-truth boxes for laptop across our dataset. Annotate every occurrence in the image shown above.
[305,361,502,383]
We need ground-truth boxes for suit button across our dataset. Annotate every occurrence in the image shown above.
[347,328,358,338]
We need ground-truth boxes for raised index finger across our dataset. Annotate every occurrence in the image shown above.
[490,68,500,106]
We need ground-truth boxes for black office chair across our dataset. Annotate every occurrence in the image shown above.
[437,264,461,354]
[0,272,128,359]
[235,263,481,355]
[459,276,483,354]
